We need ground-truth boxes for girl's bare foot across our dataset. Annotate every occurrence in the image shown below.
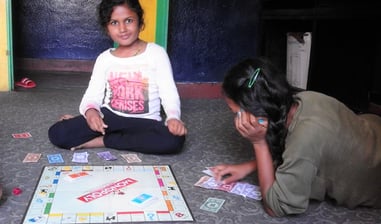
[70,136,105,151]
[60,114,75,121]
[70,145,84,151]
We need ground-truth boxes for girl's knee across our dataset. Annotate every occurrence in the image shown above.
[48,122,70,149]
[164,135,186,154]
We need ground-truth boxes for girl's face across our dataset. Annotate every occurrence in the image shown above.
[107,4,141,47]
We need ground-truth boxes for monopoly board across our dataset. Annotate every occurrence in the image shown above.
[22,165,194,223]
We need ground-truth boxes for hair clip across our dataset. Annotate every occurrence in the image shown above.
[247,68,261,88]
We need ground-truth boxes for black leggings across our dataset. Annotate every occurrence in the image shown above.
[48,108,185,154]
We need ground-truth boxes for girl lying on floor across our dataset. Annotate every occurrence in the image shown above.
[211,57,381,217]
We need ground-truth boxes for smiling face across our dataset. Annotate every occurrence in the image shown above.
[107,4,141,48]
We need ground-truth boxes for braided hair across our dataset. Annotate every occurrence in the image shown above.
[222,58,301,166]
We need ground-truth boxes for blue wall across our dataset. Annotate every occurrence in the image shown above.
[12,1,112,60]
[13,0,260,82]
[167,0,260,82]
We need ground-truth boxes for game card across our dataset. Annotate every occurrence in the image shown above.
[23,153,41,163]
[200,197,225,213]
[64,171,90,182]
[97,151,117,161]
[72,152,89,163]
[202,167,214,176]
[131,193,157,207]
[121,153,142,163]
[195,174,262,200]
[47,154,64,164]
[12,132,32,138]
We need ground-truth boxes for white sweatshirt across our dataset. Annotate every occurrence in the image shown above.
[79,43,181,122]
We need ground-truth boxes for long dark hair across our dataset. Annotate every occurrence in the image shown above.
[222,58,301,166]
[98,0,145,30]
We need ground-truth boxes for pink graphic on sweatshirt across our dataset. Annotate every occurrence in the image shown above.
[108,70,149,114]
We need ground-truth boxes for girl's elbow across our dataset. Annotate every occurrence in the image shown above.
[264,204,278,217]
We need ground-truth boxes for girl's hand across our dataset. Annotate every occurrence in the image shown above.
[85,109,108,135]
[235,110,268,145]
[167,119,187,136]
[211,161,257,184]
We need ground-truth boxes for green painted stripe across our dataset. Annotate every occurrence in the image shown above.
[6,0,14,90]
[155,0,169,49]
[44,203,52,214]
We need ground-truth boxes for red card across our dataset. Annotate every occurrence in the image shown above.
[12,132,32,138]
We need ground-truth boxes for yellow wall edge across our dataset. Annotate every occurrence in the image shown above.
[139,0,157,43]
[0,0,10,91]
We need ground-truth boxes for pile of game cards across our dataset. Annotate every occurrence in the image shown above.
[194,168,262,200]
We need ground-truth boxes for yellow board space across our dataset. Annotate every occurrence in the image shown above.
[0,0,12,91]
[139,0,157,43]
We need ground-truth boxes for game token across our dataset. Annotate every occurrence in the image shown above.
[12,187,22,195]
